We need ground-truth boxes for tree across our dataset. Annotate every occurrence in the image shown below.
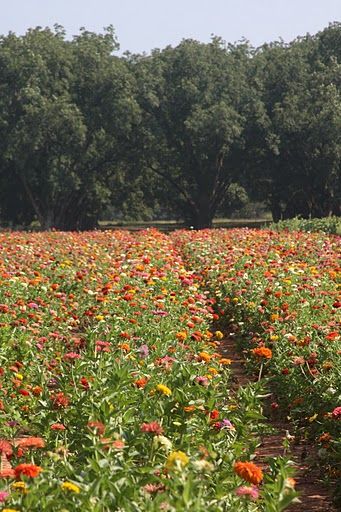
[0,26,140,229]
[132,38,263,228]
[252,24,341,220]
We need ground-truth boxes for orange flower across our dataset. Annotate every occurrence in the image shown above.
[118,343,130,353]
[100,438,125,450]
[219,358,232,365]
[15,437,45,449]
[251,347,272,359]
[234,461,263,485]
[14,463,42,479]
[183,405,196,413]
[133,377,149,388]
[198,352,211,363]
[0,468,15,478]
[176,331,187,341]
[0,440,13,457]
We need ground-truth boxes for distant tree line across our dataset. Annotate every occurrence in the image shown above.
[0,23,340,229]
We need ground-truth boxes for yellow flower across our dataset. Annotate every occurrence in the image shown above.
[2,509,20,512]
[15,373,24,380]
[11,481,27,493]
[166,450,189,470]
[155,384,172,396]
[61,481,81,493]
[215,330,224,340]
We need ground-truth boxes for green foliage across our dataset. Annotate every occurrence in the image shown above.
[0,23,340,229]
[269,216,341,234]
[131,38,265,228]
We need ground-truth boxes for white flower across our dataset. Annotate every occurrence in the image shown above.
[192,460,214,472]
[153,435,172,452]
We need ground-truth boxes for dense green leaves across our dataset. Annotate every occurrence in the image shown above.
[0,23,339,229]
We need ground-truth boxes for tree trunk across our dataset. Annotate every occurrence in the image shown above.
[271,202,282,223]
[192,195,214,229]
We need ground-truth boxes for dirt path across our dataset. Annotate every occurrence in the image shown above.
[220,335,337,512]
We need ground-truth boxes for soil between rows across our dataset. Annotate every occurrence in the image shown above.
[220,335,337,512]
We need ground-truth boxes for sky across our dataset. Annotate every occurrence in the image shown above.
[1,0,340,53]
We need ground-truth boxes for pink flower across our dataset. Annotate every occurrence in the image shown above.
[236,485,260,500]
[63,352,81,361]
[143,483,166,494]
[0,491,9,502]
[213,418,235,430]
[332,406,341,419]
[140,421,164,435]
[95,340,111,352]
[195,376,209,386]
[28,302,39,309]
[139,345,149,358]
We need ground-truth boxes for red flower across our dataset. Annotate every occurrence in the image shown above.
[210,409,219,420]
[133,377,149,388]
[87,421,105,435]
[140,421,164,435]
[51,423,66,431]
[14,463,42,479]
[80,377,90,389]
[19,389,30,396]
[50,392,69,409]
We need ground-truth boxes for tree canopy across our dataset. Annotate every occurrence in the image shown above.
[0,23,339,229]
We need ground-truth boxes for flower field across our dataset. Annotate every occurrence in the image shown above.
[0,228,339,511]
[172,229,341,476]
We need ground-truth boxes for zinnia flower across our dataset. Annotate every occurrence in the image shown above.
[138,345,149,358]
[0,440,13,457]
[87,421,105,435]
[213,418,235,430]
[134,377,149,388]
[15,437,45,449]
[11,481,27,493]
[61,481,80,493]
[155,384,172,396]
[332,406,341,419]
[234,461,263,485]
[236,485,259,500]
[140,421,164,435]
[195,376,209,386]
[143,483,166,494]
[251,347,272,359]
[0,490,9,502]
[153,435,172,452]
[50,392,69,409]
[51,423,66,431]
[14,463,42,479]
[166,451,189,470]
[0,468,15,479]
